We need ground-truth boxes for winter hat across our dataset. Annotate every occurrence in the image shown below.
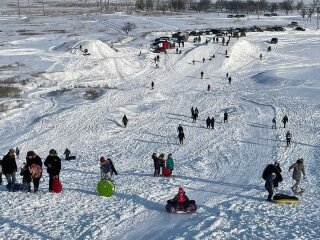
[100,156,106,163]
[49,149,57,155]
[178,186,185,193]
[27,151,35,157]
[9,149,15,154]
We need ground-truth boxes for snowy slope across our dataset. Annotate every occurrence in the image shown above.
[0,11,320,240]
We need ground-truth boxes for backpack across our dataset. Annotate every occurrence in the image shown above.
[29,164,42,179]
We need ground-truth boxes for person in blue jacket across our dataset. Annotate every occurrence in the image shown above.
[166,153,174,174]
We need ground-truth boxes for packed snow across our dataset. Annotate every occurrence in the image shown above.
[0,5,320,240]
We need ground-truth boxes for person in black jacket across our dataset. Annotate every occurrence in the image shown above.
[64,148,71,159]
[177,124,184,134]
[224,111,228,123]
[152,153,161,177]
[178,131,185,144]
[2,149,18,191]
[20,162,31,192]
[122,114,128,128]
[282,115,288,128]
[206,117,211,129]
[262,164,283,201]
[210,117,215,129]
[44,149,61,192]
[26,151,43,193]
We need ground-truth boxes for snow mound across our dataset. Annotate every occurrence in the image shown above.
[51,40,117,58]
[223,39,259,72]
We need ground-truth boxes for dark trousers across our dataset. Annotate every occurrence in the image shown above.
[179,138,184,144]
[48,175,55,191]
[33,177,40,191]
[0,173,2,184]
[154,168,160,177]
[286,138,291,147]
[266,186,273,201]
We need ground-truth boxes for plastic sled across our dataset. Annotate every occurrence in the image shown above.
[162,167,172,177]
[65,156,76,160]
[6,183,30,191]
[165,200,197,214]
[273,193,299,204]
[52,178,62,193]
[97,180,115,197]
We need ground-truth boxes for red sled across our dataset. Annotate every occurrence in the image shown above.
[52,178,62,193]
[162,167,172,177]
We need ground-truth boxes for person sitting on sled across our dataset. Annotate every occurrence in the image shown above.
[168,186,191,212]
[100,156,114,181]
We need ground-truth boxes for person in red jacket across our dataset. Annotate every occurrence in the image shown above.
[169,186,190,212]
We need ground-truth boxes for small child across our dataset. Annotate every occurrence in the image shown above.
[20,162,31,192]
[100,157,112,180]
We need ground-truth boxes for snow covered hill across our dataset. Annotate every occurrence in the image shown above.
[0,11,320,240]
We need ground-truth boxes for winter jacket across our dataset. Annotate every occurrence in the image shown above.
[64,149,71,157]
[286,132,292,139]
[100,161,112,180]
[44,155,61,176]
[206,117,211,126]
[224,112,228,120]
[262,164,283,182]
[152,154,161,169]
[289,162,305,180]
[177,126,183,133]
[26,155,43,169]
[172,193,190,204]
[20,164,31,183]
[1,154,17,174]
[166,156,174,170]
[178,132,185,140]
[282,116,288,123]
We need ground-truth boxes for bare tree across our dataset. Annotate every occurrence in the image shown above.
[146,0,154,11]
[122,22,137,35]
[270,2,278,13]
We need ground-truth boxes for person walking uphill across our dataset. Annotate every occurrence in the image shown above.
[44,149,61,192]
[177,124,184,134]
[166,153,174,174]
[282,115,288,128]
[26,151,43,193]
[224,111,228,123]
[285,131,292,147]
[206,117,211,129]
[289,158,306,193]
[1,149,17,191]
[200,71,204,79]
[122,114,128,128]
[178,131,185,145]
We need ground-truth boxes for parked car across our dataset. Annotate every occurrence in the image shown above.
[264,13,271,17]
[270,38,278,44]
[227,15,234,18]
[271,13,279,16]
[295,26,305,31]
[290,21,298,26]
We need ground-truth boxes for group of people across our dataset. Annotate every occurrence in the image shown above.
[0,148,61,193]
[271,115,292,147]
[263,158,306,201]
[152,152,174,177]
